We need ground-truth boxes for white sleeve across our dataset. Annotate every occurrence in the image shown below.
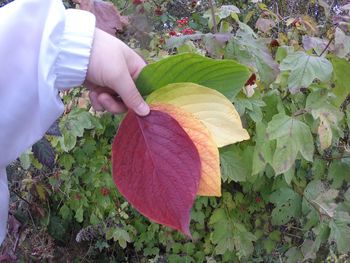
[0,0,96,244]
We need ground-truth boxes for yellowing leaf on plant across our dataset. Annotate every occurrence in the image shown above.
[147,83,250,147]
[152,104,221,196]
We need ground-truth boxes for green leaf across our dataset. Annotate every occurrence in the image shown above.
[225,22,279,85]
[252,123,273,175]
[266,113,314,174]
[219,145,248,182]
[334,28,350,58]
[328,160,350,188]
[280,51,333,92]
[233,222,257,258]
[209,207,256,258]
[75,206,84,223]
[136,53,250,99]
[19,150,31,170]
[269,188,302,225]
[59,109,97,152]
[306,90,344,150]
[329,210,350,254]
[106,227,131,249]
[314,223,330,251]
[330,56,350,107]
[285,247,303,263]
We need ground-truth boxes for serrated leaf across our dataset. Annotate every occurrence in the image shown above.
[136,53,250,99]
[269,188,302,225]
[334,28,350,58]
[285,247,303,263]
[152,103,220,196]
[32,137,55,168]
[266,113,314,174]
[328,161,350,188]
[147,83,250,147]
[19,150,31,170]
[280,51,333,92]
[112,109,201,236]
[59,109,97,152]
[225,23,279,85]
[219,145,248,182]
[209,207,256,258]
[252,123,273,175]
[329,210,350,253]
[330,56,350,107]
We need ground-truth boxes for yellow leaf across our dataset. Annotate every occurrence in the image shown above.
[151,103,221,196]
[147,83,250,147]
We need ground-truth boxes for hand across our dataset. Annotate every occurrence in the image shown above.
[85,28,150,116]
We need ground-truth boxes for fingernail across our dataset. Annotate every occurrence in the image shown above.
[136,102,150,116]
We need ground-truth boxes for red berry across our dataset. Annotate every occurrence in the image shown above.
[100,187,110,196]
[255,196,262,203]
[182,27,195,35]
[169,30,177,36]
[155,7,162,16]
[132,0,142,5]
[270,39,280,47]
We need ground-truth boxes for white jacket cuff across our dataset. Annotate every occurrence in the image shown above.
[54,9,96,90]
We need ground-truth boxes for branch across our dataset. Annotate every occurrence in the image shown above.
[319,36,334,57]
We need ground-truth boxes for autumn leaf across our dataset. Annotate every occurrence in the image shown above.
[73,0,128,35]
[112,110,201,236]
[151,103,221,196]
[147,83,250,147]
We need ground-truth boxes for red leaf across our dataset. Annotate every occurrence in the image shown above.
[112,110,201,236]
[73,0,128,35]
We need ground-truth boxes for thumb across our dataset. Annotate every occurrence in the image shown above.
[112,73,150,116]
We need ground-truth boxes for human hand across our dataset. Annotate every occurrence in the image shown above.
[85,28,150,116]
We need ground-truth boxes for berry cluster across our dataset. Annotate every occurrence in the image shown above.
[176,17,189,28]
[168,17,195,37]
[182,27,195,35]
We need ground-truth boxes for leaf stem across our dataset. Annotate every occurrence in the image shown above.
[319,35,334,57]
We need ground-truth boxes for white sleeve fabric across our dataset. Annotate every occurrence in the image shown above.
[0,0,96,244]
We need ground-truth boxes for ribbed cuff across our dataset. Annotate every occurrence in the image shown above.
[54,9,96,90]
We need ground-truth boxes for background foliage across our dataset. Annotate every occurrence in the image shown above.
[3,0,350,262]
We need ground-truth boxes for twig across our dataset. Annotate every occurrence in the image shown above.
[319,35,334,57]
[208,0,217,33]
[10,190,31,206]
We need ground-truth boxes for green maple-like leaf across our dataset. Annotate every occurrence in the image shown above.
[328,161,350,188]
[219,145,248,182]
[329,210,350,254]
[266,113,314,174]
[269,187,302,225]
[280,51,333,92]
[330,56,350,107]
[252,122,273,175]
[209,207,256,258]
[225,22,279,85]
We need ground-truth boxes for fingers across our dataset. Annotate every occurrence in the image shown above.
[110,72,150,116]
[89,90,104,111]
[97,93,127,114]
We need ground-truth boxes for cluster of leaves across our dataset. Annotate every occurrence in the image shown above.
[8,0,350,262]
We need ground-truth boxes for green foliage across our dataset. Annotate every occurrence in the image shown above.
[11,0,350,262]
